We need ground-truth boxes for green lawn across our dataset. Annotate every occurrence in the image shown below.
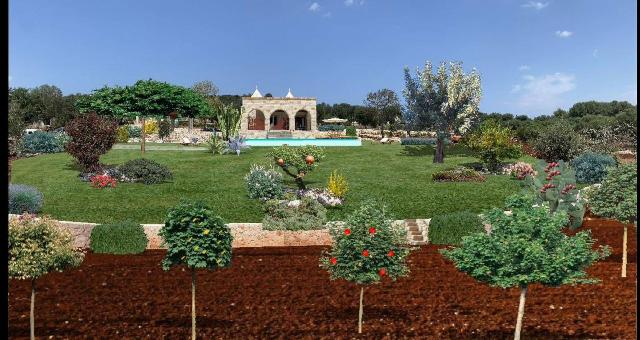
[11,141,534,224]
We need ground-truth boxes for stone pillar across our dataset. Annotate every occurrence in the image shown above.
[309,106,318,131]
[288,111,295,132]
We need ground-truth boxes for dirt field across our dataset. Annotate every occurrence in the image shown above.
[8,218,636,339]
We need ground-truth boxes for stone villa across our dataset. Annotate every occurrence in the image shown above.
[240,87,318,138]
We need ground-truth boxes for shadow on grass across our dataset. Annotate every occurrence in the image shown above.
[399,145,475,157]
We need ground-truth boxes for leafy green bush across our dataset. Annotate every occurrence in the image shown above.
[118,158,173,184]
[262,197,327,231]
[345,126,357,137]
[268,145,326,189]
[158,120,174,141]
[432,167,485,182]
[504,192,536,210]
[319,124,346,131]
[531,121,583,161]
[589,163,636,224]
[89,221,148,254]
[465,121,522,172]
[127,125,142,138]
[18,131,68,154]
[116,126,129,143]
[245,164,285,200]
[9,184,44,214]
[571,151,617,184]
[428,211,485,245]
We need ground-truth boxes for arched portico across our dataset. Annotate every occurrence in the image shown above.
[294,110,310,131]
[270,110,289,130]
[248,110,265,130]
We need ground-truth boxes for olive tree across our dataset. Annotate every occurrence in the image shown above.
[441,201,609,340]
[159,200,233,340]
[320,200,412,334]
[363,89,402,138]
[589,163,637,277]
[403,61,482,163]
[9,215,84,340]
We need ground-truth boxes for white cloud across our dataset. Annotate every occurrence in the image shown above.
[309,2,320,11]
[323,11,332,18]
[592,49,599,58]
[512,72,576,111]
[518,65,531,71]
[344,0,364,6]
[344,0,354,5]
[521,1,549,10]
[555,30,573,38]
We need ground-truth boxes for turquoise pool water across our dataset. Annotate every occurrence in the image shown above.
[246,138,362,147]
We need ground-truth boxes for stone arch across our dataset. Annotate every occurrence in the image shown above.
[294,110,311,131]
[269,110,289,130]
[248,110,265,130]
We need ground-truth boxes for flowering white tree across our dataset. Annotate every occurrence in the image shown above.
[403,61,482,163]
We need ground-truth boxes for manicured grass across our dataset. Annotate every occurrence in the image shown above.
[10,142,535,224]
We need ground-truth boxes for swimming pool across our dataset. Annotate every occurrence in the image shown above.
[245,138,362,147]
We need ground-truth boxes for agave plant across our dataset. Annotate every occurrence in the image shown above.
[526,160,586,229]
[225,136,250,156]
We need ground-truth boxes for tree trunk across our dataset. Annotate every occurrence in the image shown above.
[141,117,146,155]
[30,279,35,340]
[433,137,445,163]
[358,286,364,334]
[380,124,385,139]
[514,286,527,340]
[191,268,196,340]
[295,176,306,190]
[622,225,628,278]
[189,118,194,131]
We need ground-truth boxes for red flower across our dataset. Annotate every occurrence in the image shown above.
[369,227,376,234]
[388,250,395,257]
[379,268,386,277]
[330,257,337,265]
[362,249,369,257]
[344,228,351,236]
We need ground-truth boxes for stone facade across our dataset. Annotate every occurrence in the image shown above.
[240,97,318,138]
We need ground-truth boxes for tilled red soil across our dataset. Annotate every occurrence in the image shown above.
[8,219,637,339]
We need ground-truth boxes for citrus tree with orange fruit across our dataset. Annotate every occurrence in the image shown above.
[268,145,325,189]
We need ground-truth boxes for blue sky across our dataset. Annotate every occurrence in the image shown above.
[9,0,637,116]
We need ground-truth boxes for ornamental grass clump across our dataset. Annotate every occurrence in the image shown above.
[589,163,637,277]
[159,200,233,340]
[327,169,348,199]
[268,145,326,189]
[9,184,44,214]
[9,215,84,340]
[440,203,609,340]
[320,200,413,334]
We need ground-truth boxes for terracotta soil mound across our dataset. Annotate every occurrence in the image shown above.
[9,219,636,339]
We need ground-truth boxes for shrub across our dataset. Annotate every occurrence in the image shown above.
[432,167,486,182]
[9,215,84,339]
[346,126,357,137]
[206,134,227,155]
[400,138,449,145]
[428,211,485,245]
[245,164,285,200]
[571,152,617,184]
[9,184,44,214]
[158,120,174,141]
[327,170,348,199]
[143,120,158,135]
[89,221,148,254]
[502,162,536,180]
[224,136,250,155]
[465,121,523,172]
[504,192,536,210]
[90,174,117,189]
[18,131,68,154]
[65,113,118,172]
[116,126,129,143]
[127,125,142,138]
[531,121,583,162]
[319,124,346,132]
[262,197,327,231]
[319,200,413,333]
[118,158,173,184]
[268,145,326,189]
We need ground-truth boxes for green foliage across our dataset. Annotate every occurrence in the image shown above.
[320,200,412,285]
[262,197,327,231]
[205,134,227,155]
[571,152,617,184]
[429,211,485,245]
[89,221,148,254]
[432,167,486,182]
[504,192,536,210]
[18,131,68,154]
[400,138,451,145]
[116,126,129,143]
[568,100,635,118]
[440,204,610,288]
[589,163,637,224]
[526,160,586,229]
[8,101,27,141]
[9,215,84,280]
[215,103,241,140]
[245,164,285,200]
[531,121,583,162]
[159,200,233,270]
[268,145,326,189]
[9,184,44,214]
[158,120,174,140]
[127,125,142,138]
[465,121,522,172]
[345,126,357,136]
[118,158,173,184]
[319,124,346,132]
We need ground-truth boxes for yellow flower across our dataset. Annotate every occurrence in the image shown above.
[203,229,210,235]
[194,246,199,251]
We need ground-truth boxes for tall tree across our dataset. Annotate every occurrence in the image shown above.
[363,89,401,138]
[403,61,482,163]
[191,80,219,98]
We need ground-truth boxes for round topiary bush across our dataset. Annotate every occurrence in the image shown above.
[118,158,173,184]
[428,211,485,245]
[570,151,617,184]
[9,184,44,214]
[245,164,285,200]
[89,221,149,254]
[65,112,118,172]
